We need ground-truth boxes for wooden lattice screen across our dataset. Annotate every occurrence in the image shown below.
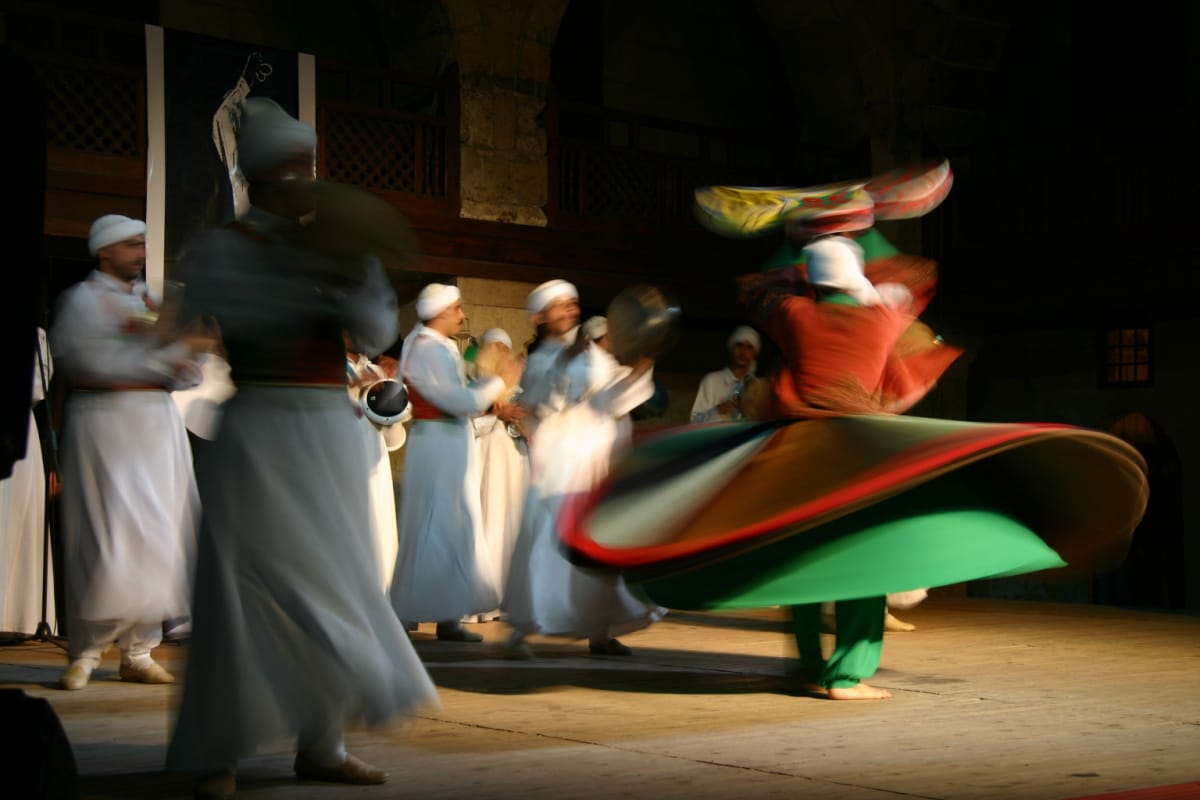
[322,107,447,198]
[1,4,146,160]
[549,103,788,231]
[316,62,458,210]
[37,60,143,157]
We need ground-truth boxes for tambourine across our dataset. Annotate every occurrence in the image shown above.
[360,378,412,426]
[606,284,681,366]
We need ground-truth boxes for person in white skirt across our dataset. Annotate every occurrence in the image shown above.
[346,347,406,591]
[390,285,523,641]
[468,328,529,622]
[0,327,56,636]
[50,215,205,690]
[503,280,665,657]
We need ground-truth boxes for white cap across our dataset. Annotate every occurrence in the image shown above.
[88,215,146,256]
[727,325,760,352]
[526,279,578,315]
[416,283,461,321]
[480,328,512,349]
[804,235,880,306]
[236,97,317,180]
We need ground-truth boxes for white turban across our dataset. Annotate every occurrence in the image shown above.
[526,279,578,315]
[416,283,461,321]
[582,316,608,341]
[804,235,880,306]
[236,97,317,180]
[727,325,760,353]
[480,327,512,349]
[88,215,146,256]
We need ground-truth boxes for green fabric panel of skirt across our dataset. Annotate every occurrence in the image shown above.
[629,508,1065,610]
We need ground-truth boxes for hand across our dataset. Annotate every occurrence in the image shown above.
[376,355,399,379]
[716,400,734,415]
[347,369,375,390]
[47,471,61,500]
[493,401,526,424]
[628,355,654,378]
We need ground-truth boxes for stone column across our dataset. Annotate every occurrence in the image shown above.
[442,0,568,226]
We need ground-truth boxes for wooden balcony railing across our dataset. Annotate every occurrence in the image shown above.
[316,61,459,217]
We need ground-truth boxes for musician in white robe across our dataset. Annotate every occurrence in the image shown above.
[0,328,55,635]
[166,97,436,798]
[50,215,203,690]
[503,280,665,657]
[390,285,522,641]
[346,349,405,590]
[689,325,759,422]
[468,328,529,621]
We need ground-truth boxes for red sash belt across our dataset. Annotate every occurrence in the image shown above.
[407,386,455,421]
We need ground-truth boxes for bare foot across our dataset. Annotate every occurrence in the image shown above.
[827,682,892,700]
[884,612,916,632]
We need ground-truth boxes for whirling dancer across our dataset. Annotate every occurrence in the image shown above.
[503,280,665,657]
[560,160,1148,699]
[166,98,437,798]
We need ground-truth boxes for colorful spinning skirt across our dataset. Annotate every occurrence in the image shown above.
[559,416,1148,610]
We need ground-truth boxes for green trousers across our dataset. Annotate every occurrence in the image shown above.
[790,596,886,689]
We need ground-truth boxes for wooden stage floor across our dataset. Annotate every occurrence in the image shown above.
[1,598,1197,799]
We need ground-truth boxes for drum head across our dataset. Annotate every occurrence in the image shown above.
[362,379,412,425]
[606,284,681,365]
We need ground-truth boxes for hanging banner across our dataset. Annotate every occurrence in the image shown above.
[144,25,314,292]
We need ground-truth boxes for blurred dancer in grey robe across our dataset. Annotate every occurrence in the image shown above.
[50,215,202,690]
[166,97,437,800]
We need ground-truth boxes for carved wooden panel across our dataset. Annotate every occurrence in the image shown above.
[322,107,447,198]
[37,61,142,157]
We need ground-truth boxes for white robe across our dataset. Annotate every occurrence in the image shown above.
[347,355,404,591]
[472,412,529,614]
[0,328,55,635]
[166,208,436,772]
[390,325,506,623]
[50,273,199,651]
[503,340,665,640]
[171,351,236,441]
[690,366,754,423]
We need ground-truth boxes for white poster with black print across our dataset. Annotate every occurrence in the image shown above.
[144,25,314,289]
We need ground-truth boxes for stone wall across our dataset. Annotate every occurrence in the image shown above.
[444,0,567,226]
[458,276,538,351]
